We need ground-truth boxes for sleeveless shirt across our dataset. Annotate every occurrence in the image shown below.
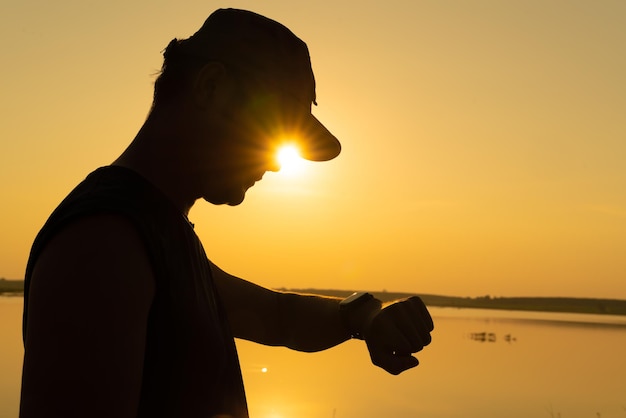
[23,166,249,418]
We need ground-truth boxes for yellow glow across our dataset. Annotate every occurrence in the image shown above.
[2,2,626,301]
[276,144,305,176]
[261,367,268,373]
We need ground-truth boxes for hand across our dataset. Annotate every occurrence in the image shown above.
[363,296,434,375]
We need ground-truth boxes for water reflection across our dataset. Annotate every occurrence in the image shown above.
[237,307,626,418]
[2,299,625,418]
[468,331,498,342]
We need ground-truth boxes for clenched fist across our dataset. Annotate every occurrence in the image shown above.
[363,296,434,375]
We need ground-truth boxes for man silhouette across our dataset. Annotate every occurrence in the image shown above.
[20,9,433,418]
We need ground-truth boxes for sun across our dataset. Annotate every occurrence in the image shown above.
[276,144,305,175]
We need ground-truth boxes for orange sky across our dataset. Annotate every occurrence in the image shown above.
[1,0,624,299]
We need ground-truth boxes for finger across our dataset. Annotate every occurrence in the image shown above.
[369,347,419,375]
[391,306,428,353]
[404,301,433,348]
[407,296,434,331]
[386,299,432,352]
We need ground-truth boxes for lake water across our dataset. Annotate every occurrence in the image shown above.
[1,296,625,418]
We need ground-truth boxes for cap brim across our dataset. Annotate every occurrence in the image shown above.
[299,114,341,162]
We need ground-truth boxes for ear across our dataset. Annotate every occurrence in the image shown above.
[193,62,226,108]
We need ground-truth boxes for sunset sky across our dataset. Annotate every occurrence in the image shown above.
[1,0,624,299]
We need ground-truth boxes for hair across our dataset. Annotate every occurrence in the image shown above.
[151,39,210,108]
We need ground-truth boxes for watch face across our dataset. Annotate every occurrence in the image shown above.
[340,292,373,307]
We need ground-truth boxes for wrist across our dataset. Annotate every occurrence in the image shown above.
[339,292,382,339]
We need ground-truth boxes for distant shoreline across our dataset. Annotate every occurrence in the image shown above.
[281,288,626,317]
[3,279,626,316]
[0,279,24,296]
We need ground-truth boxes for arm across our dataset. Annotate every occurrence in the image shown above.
[211,263,434,374]
[20,214,155,418]
[211,262,350,351]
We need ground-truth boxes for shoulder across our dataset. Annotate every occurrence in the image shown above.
[32,213,154,284]
[27,213,155,329]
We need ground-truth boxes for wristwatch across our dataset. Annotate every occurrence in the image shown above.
[339,292,382,339]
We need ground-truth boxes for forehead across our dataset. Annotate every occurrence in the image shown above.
[228,58,316,106]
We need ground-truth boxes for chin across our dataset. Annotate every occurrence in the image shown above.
[225,196,245,206]
[203,187,247,206]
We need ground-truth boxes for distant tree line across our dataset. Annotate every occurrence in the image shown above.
[285,288,626,316]
[0,278,24,295]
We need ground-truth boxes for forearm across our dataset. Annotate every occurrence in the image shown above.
[212,263,385,351]
[275,291,351,352]
[212,263,354,350]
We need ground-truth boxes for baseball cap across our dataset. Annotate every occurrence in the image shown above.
[178,8,341,162]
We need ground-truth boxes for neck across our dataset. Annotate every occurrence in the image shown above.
[112,110,198,216]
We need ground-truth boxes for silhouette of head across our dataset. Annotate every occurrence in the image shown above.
[153,8,341,162]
